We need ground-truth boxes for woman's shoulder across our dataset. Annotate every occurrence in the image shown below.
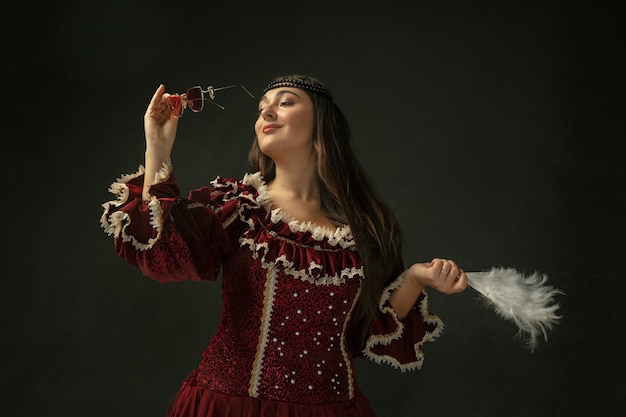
[209,171,265,194]
[187,172,266,205]
[197,172,355,248]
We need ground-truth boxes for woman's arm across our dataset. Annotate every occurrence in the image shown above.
[142,84,180,201]
[389,258,468,319]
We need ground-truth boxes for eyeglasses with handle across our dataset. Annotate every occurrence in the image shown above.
[167,84,255,117]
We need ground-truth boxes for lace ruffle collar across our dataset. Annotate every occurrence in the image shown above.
[242,172,354,247]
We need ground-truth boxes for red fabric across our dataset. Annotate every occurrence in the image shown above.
[366,294,442,370]
[101,169,443,415]
[110,173,232,282]
[167,373,377,417]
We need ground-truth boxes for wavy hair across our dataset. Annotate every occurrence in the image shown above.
[248,74,404,346]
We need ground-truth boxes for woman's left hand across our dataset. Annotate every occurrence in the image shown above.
[406,258,468,294]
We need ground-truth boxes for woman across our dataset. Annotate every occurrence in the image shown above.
[101,74,468,416]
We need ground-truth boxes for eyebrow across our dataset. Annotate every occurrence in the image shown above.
[259,89,301,103]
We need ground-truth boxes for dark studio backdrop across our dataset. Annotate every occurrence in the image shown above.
[2,1,624,416]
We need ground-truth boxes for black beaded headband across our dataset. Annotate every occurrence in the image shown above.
[262,79,333,99]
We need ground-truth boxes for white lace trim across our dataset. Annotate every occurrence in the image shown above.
[241,172,354,248]
[100,162,172,251]
[240,237,363,286]
[362,271,445,372]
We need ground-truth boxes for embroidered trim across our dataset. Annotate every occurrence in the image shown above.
[100,162,173,250]
[258,222,352,253]
[362,271,444,372]
[222,211,240,229]
[239,237,364,286]
[249,267,278,398]
[341,284,361,399]
[218,171,362,285]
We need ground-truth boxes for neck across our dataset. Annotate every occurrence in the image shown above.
[270,161,320,201]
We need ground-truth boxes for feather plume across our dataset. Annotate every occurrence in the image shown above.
[466,267,563,351]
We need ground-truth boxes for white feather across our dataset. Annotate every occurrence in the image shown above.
[466,267,563,351]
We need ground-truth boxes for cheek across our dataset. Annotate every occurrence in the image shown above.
[297,114,315,138]
[289,113,313,136]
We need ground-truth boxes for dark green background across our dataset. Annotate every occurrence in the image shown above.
[3,1,623,416]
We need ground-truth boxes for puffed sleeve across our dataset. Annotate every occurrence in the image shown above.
[362,271,444,372]
[100,162,234,283]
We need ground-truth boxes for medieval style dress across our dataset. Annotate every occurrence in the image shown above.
[100,162,444,417]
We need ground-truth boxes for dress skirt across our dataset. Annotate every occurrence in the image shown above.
[167,377,378,417]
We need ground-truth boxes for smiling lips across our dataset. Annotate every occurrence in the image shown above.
[262,124,282,133]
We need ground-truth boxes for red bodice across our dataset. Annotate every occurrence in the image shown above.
[101,163,444,416]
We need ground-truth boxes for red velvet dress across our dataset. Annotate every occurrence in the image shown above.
[100,163,444,417]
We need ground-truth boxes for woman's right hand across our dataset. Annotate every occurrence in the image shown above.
[142,84,180,200]
[144,84,180,156]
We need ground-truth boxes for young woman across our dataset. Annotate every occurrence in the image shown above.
[101,74,468,416]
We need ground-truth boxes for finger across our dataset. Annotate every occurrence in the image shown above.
[429,258,443,272]
[439,259,451,276]
[447,259,459,279]
[453,266,463,282]
[149,84,165,108]
[453,270,468,291]
[448,265,460,284]
[431,259,449,279]
[146,84,166,118]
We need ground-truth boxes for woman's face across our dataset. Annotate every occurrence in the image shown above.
[254,87,315,162]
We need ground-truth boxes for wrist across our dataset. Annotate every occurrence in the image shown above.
[405,266,426,292]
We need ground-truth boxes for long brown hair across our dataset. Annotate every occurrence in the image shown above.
[248,74,404,346]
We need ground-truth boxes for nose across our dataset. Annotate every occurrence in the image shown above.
[260,105,276,120]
